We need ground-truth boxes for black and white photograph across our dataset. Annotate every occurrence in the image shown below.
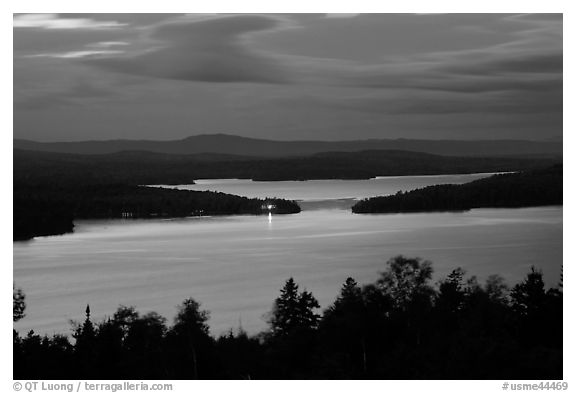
[10,7,568,385]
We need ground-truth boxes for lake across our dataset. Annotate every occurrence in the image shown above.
[153,172,507,202]
[13,174,562,337]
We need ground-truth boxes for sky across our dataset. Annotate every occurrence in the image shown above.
[13,13,563,142]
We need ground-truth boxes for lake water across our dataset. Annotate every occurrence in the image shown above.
[13,174,562,337]
[153,173,506,203]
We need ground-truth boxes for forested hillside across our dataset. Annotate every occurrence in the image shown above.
[352,165,562,214]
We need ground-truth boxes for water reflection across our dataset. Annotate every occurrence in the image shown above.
[14,206,562,337]
[13,174,561,337]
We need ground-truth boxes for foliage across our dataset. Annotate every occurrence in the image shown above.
[13,285,26,322]
[13,257,563,379]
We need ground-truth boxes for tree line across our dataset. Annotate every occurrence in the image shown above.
[14,148,560,241]
[352,164,562,214]
[14,256,562,379]
[14,182,300,241]
[15,148,559,184]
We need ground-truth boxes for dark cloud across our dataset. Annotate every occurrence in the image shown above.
[88,15,292,84]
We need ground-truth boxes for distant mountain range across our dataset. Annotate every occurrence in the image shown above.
[13,134,562,158]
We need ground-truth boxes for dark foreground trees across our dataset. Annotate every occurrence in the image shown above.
[269,278,320,336]
[13,257,562,379]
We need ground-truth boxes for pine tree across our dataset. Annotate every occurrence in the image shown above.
[173,298,210,335]
[511,266,546,317]
[511,266,561,348]
[322,277,369,375]
[297,290,320,330]
[75,304,96,346]
[269,278,320,335]
[437,268,466,315]
[325,277,363,317]
[270,278,300,335]
[73,304,97,377]
[340,278,362,301]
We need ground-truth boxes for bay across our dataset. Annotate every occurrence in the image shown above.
[13,174,562,336]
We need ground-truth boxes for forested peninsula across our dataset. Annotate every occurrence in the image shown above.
[14,148,303,241]
[14,184,300,241]
[14,147,560,240]
[352,165,562,214]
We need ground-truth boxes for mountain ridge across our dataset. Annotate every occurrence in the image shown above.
[14,134,562,158]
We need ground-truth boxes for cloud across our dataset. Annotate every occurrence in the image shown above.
[13,14,127,30]
[13,28,135,55]
[287,13,562,97]
[320,36,562,95]
[440,52,562,75]
[87,41,130,48]
[51,13,561,98]
[15,13,562,126]
[27,50,125,59]
[324,14,360,19]
[56,13,182,27]
[279,84,562,117]
[87,14,294,84]
[347,62,562,94]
